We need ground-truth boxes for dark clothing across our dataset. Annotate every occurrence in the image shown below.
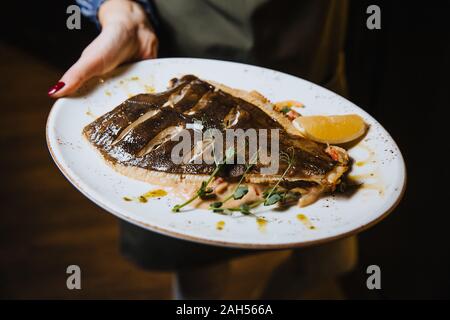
[120,221,255,270]
[120,0,351,271]
[154,0,348,94]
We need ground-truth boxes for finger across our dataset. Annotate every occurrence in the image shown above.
[150,36,159,58]
[49,29,134,98]
[49,37,108,98]
[49,54,104,98]
[136,29,158,60]
[140,42,158,59]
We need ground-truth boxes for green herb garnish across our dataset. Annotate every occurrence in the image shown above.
[264,193,282,206]
[233,186,249,200]
[280,106,291,114]
[211,151,258,210]
[239,204,251,215]
[216,200,265,218]
[210,201,223,208]
[172,147,235,212]
[263,148,295,206]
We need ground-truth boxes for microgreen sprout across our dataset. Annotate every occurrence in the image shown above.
[172,147,235,212]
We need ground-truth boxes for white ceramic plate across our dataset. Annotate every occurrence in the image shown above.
[46,58,406,249]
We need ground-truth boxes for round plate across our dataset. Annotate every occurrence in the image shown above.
[46,58,406,249]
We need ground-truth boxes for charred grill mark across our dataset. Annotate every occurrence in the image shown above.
[137,125,184,157]
[169,80,214,113]
[83,76,196,149]
[185,91,239,130]
[111,109,161,145]
[108,79,213,147]
[107,108,186,162]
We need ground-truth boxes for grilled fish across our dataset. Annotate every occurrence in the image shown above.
[83,75,348,205]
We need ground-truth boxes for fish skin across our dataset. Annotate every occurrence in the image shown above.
[83,75,347,187]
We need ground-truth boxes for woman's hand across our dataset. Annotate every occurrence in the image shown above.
[48,0,158,97]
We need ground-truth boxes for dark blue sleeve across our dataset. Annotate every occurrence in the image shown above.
[75,0,157,29]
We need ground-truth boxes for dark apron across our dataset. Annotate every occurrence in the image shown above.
[121,0,351,270]
[154,0,348,94]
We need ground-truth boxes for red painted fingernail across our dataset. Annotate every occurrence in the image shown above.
[48,81,65,96]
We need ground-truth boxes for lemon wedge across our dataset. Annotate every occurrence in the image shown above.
[294,114,367,144]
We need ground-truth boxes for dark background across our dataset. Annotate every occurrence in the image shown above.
[1,1,449,299]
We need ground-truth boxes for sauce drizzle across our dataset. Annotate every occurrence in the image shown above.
[256,218,268,232]
[216,221,225,230]
[297,214,316,230]
[123,189,168,203]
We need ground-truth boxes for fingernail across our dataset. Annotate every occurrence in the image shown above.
[48,81,65,96]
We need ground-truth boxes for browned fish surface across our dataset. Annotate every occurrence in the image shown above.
[83,75,348,204]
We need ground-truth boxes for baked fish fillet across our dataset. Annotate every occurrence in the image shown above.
[83,75,349,202]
